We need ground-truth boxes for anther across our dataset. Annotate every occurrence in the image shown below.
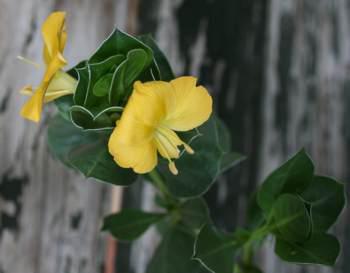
[168,161,179,175]
[183,143,194,154]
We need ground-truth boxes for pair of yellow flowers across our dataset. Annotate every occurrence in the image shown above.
[21,12,212,175]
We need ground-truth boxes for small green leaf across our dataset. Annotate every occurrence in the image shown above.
[110,49,149,104]
[271,194,311,243]
[257,149,314,215]
[193,224,237,273]
[93,73,114,97]
[237,265,264,273]
[102,209,165,241]
[275,233,340,266]
[54,95,74,121]
[70,105,122,130]
[220,152,246,174]
[300,175,345,232]
[89,29,152,64]
[147,225,209,273]
[178,198,210,230]
[47,115,137,186]
[138,34,175,81]
[85,55,124,108]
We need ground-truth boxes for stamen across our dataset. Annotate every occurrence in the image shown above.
[20,85,33,95]
[169,161,179,175]
[183,143,194,154]
[17,56,41,69]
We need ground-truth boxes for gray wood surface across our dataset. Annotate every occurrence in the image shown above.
[0,1,131,273]
[1,0,349,273]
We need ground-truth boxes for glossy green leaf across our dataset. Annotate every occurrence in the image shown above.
[93,73,114,97]
[193,224,237,273]
[178,198,210,230]
[84,55,124,108]
[275,233,340,266]
[138,34,175,81]
[89,29,152,64]
[271,194,311,243]
[147,225,209,273]
[70,105,122,130]
[257,149,314,215]
[54,95,74,121]
[47,114,137,186]
[300,176,345,232]
[102,209,165,241]
[237,265,264,273]
[158,115,244,198]
[220,152,246,174]
[110,48,150,104]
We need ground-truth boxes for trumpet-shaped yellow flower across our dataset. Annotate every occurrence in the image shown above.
[108,76,212,175]
[20,11,76,122]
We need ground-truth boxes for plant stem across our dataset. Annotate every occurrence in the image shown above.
[148,169,172,200]
[242,225,269,267]
[243,243,254,265]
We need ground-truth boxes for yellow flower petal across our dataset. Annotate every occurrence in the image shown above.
[108,130,158,174]
[20,85,45,122]
[165,76,212,131]
[131,81,171,126]
[20,12,70,122]
[20,58,67,122]
[42,11,67,65]
[44,70,77,102]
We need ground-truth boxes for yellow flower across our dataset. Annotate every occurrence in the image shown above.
[20,11,76,122]
[108,76,213,175]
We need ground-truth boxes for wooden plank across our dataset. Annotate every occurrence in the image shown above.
[122,0,350,272]
[0,1,130,273]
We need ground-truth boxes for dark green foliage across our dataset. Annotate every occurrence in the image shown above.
[47,115,137,186]
[102,209,165,241]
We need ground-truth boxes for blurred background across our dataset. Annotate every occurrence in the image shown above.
[0,0,349,272]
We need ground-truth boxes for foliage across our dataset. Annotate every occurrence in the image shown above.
[46,27,346,273]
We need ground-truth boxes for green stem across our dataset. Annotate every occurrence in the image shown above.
[243,243,254,265]
[242,225,269,267]
[148,169,172,201]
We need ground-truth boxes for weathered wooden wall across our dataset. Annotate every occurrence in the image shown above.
[1,0,350,273]
[0,0,131,273]
[123,0,350,272]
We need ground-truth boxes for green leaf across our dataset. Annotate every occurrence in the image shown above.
[54,95,74,121]
[69,29,156,130]
[93,73,114,97]
[300,176,345,232]
[257,149,314,215]
[193,224,237,273]
[220,152,246,174]
[275,233,340,266]
[147,225,209,273]
[237,265,264,273]
[271,194,311,243]
[178,198,210,230]
[158,115,244,198]
[110,48,150,104]
[89,29,152,64]
[102,209,165,241]
[84,55,124,108]
[138,34,175,81]
[70,105,122,130]
[47,114,137,186]
[246,192,264,230]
